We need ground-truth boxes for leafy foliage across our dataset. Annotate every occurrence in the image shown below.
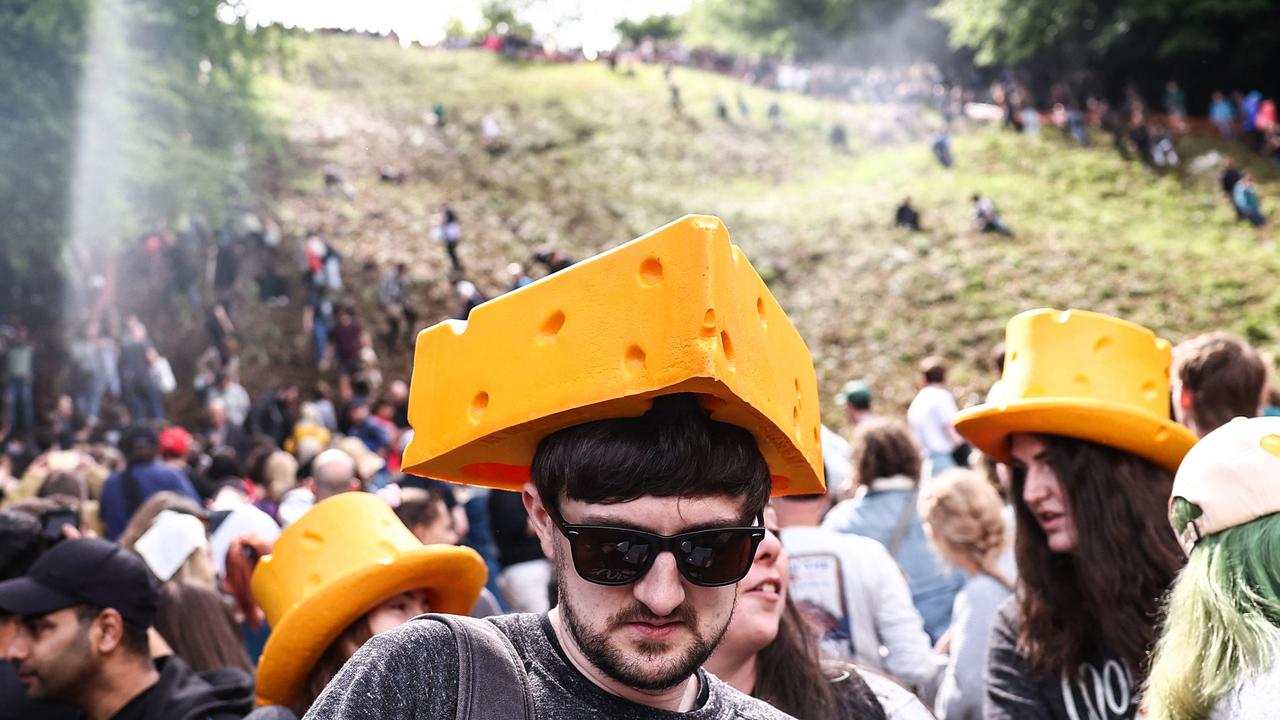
[931,0,1280,83]
[0,0,282,278]
[684,0,949,64]
[615,14,682,48]
[477,0,535,41]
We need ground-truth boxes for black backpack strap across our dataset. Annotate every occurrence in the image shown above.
[421,613,533,720]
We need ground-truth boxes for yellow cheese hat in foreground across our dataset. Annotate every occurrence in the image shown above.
[251,492,486,707]
[954,308,1197,474]
[403,214,824,496]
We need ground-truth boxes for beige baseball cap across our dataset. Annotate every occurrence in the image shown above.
[1170,416,1280,553]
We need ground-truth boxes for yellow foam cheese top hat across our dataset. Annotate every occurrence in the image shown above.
[251,492,486,707]
[402,215,824,496]
[954,308,1197,474]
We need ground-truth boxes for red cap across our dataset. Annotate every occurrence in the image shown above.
[157,426,192,458]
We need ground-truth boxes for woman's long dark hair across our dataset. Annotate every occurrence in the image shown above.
[755,596,885,719]
[1012,434,1183,681]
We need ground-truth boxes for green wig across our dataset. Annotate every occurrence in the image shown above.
[1144,499,1280,720]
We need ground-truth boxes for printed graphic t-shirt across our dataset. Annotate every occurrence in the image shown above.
[985,599,1139,720]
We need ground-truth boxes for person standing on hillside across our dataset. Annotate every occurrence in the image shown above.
[438,205,464,272]
[1210,91,1236,138]
[1219,157,1245,219]
[377,263,418,354]
[1163,81,1187,133]
[71,320,120,423]
[768,99,783,131]
[325,305,364,400]
[931,129,953,168]
[118,315,165,422]
[907,357,965,477]
[3,325,35,440]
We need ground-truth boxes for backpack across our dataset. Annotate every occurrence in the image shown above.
[420,614,533,720]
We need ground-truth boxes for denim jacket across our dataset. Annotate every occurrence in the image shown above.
[823,475,966,642]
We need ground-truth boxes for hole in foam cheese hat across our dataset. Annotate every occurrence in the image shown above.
[250,492,486,707]
[401,215,825,496]
[953,308,1197,475]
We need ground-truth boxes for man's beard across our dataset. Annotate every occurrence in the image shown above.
[556,552,734,691]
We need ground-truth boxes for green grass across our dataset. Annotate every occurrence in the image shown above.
[264,33,1280,427]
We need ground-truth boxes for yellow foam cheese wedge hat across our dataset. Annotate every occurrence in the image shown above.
[402,215,824,496]
[251,492,486,707]
[954,308,1197,474]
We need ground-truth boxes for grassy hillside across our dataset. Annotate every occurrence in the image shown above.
[262,34,1280,426]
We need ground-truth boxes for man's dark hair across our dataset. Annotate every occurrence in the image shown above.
[1173,332,1266,435]
[921,356,947,384]
[119,426,158,466]
[532,393,770,522]
[0,510,42,580]
[394,487,447,530]
[74,604,150,657]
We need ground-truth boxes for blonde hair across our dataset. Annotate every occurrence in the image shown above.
[919,468,1011,587]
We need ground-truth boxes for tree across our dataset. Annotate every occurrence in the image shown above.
[615,14,681,48]
[478,0,535,41]
[931,0,1280,99]
[0,0,283,326]
[684,0,950,65]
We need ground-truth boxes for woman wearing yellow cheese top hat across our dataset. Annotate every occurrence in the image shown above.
[249,491,486,716]
[952,309,1196,720]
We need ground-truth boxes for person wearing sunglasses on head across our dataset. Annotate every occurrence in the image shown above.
[303,217,826,719]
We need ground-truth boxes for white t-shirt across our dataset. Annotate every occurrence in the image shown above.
[781,525,942,692]
[907,385,959,455]
[1210,657,1280,719]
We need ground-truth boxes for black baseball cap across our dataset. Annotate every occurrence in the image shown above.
[0,538,158,628]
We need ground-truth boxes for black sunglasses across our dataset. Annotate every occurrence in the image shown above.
[550,512,766,587]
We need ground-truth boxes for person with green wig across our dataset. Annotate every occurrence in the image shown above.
[1146,416,1280,719]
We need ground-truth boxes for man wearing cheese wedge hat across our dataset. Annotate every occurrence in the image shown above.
[952,309,1196,720]
[248,491,487,716]
[1146,416,1280,719]
[305,216,820,719]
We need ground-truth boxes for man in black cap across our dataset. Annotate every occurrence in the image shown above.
[0,538,253,720]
